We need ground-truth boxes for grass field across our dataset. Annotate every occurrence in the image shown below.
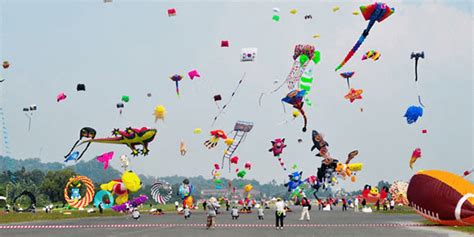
[419,220,474,234]
[0,204,179,224]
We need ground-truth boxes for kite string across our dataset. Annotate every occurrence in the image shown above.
[211,72,247,126]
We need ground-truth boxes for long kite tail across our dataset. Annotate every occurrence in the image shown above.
[299,107,308,132]
[414,58,419,82]
[175,81,180,96]
[277,156,287,171]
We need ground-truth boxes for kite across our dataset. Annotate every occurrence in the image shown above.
[204,129,228,149]
[241,48,257,62]
[389,181,409,205]
[193,128,202,134]
[112,195,148,212]
[404,106,423,124]
[212,164,222,188]
[299,51,321,106]
[120,155,129,171]
[23,104,37,131]
[188,69,200,80]
[282,89,308,132]
[153,105,166,122]
[407,170,474,226]
[64,151,80,163]
[57,92,67,102]
[121,95,130,103]
[96,151,114,170]
[463,169,474,177]
[94,190,114,209]
[352,11,360,15]
[344,88,363,103]
[284,171,304,194]
[101,170,142,205]
[269,138,287,170]
[230,156,238,164]
[104,0,112,3]
[290,9,297,14]
[362,184,389,203]
[151,181,173,204]
[272,7,280,13]
[313,34,320,39]
[332,6,340,12]
[345,150,359,164]
[2,61,9,69]
[170,74,183,96]
[178,179,194,208]
[287,44,318,90]
[180,140,187,156]
[244,162,251,170]
[409,148,422,169]
[340,71,355,89]
[311,130,329,154]
[272,15,280,22]
[362,50,381,61]
[167,8,176,17]
[304,15,312,20]
[236,169,247,178]
[147,93,152,97]
[221,40,229,47]
[64,127,97,161]
[76,127,157,156]
[211,73,246,126]
[411,51,425,107]
[222,121,253,172]
[335,2,395,71]
[64,176,95,209]
[76,84,86,91]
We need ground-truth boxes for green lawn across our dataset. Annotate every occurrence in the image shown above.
[370,205,416,214]
[0,204,179,224]
[419,220,474,234]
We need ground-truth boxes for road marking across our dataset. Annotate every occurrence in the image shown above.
[0,223,436,229]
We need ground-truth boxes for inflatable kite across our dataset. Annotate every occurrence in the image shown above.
[179,141,187,156]
[404,106,423,124]
[13,191,36,212]
[362,184,388,203]
[335,2,394,71]
[64,176,95,209]
[101,170,142,205]
[57,92,67,102]
[463,169,474,177]
[170,74,183,96]
[269,138,287,170]
[389,181,409,205]
[204,129,228,149]
[178,179,194,208]
[282,89,308,132]
[409,148,422,169]
[2,61,9,69]
[311,130,329,154]
[287,44,320,90]
[64,127,97,161]
[151,181,173,204]
[362,50,381,61]
[221,121,253,171]
[112,195,148,212]
[153,105,167,122]
[94,190,114,209]
[76,127,157,156]
[96,151,114,170]
[407,170,474,226]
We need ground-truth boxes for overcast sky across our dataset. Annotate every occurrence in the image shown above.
[0,0,472,190]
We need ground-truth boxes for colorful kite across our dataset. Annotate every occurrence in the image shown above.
[96,151,114,170]
[404,106,423,124]
[57,92,67,102]
[64,176,95,209]
[75,127,157,156]
[362,50,381,61]
[112,195,148,212]
[335,2,395,71]
[170,74,183,96]
[409,148,422,169]
[340,71,355,89]
[153,105,166,122]
[344,88,363,103]
[222,121,253,172]
[204,130,228,149]
[241,48,257,62]
[282,89,308,132]
[101,170,142,205]
[188,69,200,80]
[311,130,329,153]
[269,138,287,170]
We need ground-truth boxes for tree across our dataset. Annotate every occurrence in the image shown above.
[40,169,77,204]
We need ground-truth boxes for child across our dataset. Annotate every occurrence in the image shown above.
[257,205,264,220]
[231,206,239,220]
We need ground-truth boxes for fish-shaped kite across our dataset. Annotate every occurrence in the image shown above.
[409,148,422,169]
[96,151,114,170]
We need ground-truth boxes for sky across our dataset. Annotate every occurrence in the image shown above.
[0,0,472,190]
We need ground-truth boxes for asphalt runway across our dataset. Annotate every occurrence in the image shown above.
[0,207,469,237]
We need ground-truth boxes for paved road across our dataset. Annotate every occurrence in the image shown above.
[0,207,469,237]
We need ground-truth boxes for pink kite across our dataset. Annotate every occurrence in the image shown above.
[230,156,239,164]
[57,92,67,102]
[96,151,114,170]
[244,162,251,170]
[188,69,200,80]
[221,40,229,47]
[167,8,176,17]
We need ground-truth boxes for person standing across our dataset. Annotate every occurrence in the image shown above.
[206,197,219,230]
[257,205,264,220]
[275,198,286,230]
[342,198,347,211]
[354,198,359,212]
[390,199,395,210]
[375,200,380,211]
[231,206,239,220]
[361,199,367,208]
[98,202,104,214]
[299,197,311,221]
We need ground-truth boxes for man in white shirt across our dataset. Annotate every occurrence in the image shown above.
[275,198,286,230]
[354,198,359,212]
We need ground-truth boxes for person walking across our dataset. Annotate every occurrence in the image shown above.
[231,206,239,220]
[299,197,311,221]
[342,198,347,211]
[275,198,286,230]
[206,197,220,230]
[354,198,359,212]
[257,205,264,220]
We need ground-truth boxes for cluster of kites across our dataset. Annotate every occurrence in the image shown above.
[4,1,471,227]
